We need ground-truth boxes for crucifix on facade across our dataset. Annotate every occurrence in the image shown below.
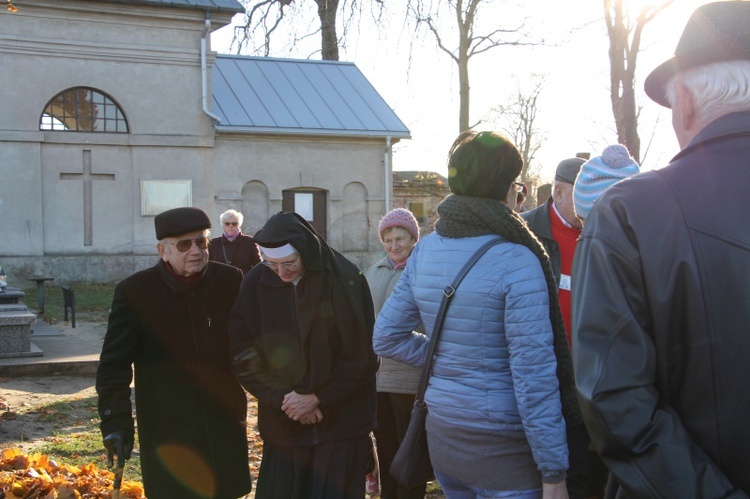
[60,150,115,246]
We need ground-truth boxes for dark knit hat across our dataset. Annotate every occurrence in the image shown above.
[645,1,750,108]
[154,207,211,240]
[378,208,420,242]
[554,157,585,184]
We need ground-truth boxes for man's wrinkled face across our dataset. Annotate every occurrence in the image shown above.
[553,181,582,229]
[157,229,210,277]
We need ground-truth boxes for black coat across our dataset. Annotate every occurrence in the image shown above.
[209,233,261,275]
[521,198,561,283]
[572,111,750,497]
[229,213,378,448]
[96,261,252,499]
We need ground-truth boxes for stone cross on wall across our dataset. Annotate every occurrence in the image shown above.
[60,150,115,246]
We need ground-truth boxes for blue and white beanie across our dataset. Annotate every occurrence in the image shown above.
[574,144,640,220]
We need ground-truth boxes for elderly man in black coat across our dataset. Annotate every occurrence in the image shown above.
[572,2,750,497]
[96,207,252,499]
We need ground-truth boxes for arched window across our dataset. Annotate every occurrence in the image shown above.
[40,87,128,133]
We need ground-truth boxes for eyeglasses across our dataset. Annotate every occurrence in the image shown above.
[514,182,526,194]
[262,257,301,271]
[167,237,210,253]
[224,222,239,227]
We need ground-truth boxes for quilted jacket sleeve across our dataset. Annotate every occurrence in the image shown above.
[503,245,568,478]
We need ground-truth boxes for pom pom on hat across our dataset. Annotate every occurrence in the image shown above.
[574,144,640,220]
[378,208,420,242]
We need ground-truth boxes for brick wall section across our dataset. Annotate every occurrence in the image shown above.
[392,171,550,232]
[392,171,451,236]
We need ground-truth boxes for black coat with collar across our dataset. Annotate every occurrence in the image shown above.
[521,197,562,284]
[209,233,261,275]
[572,111,750,497]
[96,260,251,499]
[228,216,378,447]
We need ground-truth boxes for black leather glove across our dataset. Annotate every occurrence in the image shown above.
[103,429,134,468]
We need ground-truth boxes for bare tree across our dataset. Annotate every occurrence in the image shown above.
[604,0,674,163]
[486,77,546,206]
[234,0,384,60]
[407,0,541,132]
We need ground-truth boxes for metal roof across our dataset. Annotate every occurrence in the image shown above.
[81,0,244,14]
[212,55,411,139]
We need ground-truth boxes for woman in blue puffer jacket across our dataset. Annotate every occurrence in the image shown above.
[374,131,579,499]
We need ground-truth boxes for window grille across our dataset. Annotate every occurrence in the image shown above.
[40,87,128,133]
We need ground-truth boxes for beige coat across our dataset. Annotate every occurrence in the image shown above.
[365,256,421,394]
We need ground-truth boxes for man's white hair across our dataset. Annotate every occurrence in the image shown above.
[666,60,750,130]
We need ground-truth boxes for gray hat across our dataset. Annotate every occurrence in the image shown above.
[645,1,750,108]
[154,207,211,240]
[554,157,585,184]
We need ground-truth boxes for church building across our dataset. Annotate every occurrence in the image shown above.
[0,0,409,283]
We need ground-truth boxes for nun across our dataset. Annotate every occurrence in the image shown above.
[228,211,379,499]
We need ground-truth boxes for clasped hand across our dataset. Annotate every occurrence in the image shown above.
[282,391,322,425]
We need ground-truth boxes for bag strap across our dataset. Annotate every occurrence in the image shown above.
[414,237,503,401]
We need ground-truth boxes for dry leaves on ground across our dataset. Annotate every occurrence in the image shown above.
[0,448,144,498]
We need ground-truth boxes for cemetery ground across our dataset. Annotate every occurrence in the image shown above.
[0,282,445,498]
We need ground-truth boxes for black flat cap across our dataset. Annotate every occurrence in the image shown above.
[644,1,750,108]
[555,157,585,184]
[154,207,211,240]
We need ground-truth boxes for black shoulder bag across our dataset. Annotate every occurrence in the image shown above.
[390,237,503,487]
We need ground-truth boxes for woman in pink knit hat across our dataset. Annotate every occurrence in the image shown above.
[365,208,427,499]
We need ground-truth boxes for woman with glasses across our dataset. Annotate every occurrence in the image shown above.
[208,209,261,275]
[228,211,379,499]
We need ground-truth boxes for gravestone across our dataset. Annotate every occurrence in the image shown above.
[0,284,40,358]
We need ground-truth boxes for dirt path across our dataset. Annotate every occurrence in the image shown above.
[0,375,97,410]
[0,374,98,453]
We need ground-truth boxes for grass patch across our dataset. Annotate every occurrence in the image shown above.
[37,431,144,484]
[31,396,144,483]
[31,397,98,423]
[20,281,116,324]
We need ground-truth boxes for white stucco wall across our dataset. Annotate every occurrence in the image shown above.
[0,1,393,282]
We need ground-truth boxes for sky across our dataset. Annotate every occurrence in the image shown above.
[211,0,714,182]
